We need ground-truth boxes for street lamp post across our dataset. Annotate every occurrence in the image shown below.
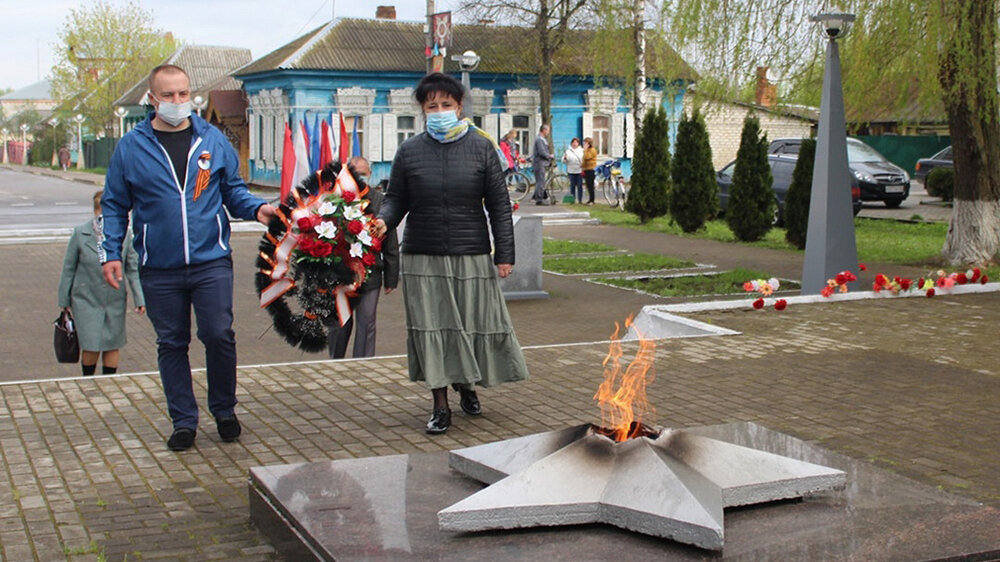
[801,12,859,295]
[50,117,60,167]
[0,127,8,164]
[450,50,480,115]
[114,106,128,137]
[192,95,207,118]
[73,114,86,170]
[19,124,30,165]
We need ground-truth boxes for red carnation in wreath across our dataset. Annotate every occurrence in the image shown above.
[774,299,787,311]
[752,298,765,309]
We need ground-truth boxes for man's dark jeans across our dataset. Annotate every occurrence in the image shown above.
[141,256,238,430]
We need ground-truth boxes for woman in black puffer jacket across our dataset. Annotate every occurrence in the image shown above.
[373,73,529,435]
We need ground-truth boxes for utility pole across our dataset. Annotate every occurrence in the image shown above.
[426,0,435,74]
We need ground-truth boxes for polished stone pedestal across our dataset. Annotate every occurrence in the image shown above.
[249,422,1000,561]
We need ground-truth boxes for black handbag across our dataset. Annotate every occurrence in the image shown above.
[54,309,80,363]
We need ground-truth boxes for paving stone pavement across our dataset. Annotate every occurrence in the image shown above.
[2,217,999,560]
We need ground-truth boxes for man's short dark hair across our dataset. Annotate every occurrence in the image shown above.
[414,73,465,105]
[539,124,550,132]
[148,64,189,89]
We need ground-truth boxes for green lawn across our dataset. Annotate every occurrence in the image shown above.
[544,252,696,274]
[542,238,619,255]
[568,204,952,266]
[599,268,799,298]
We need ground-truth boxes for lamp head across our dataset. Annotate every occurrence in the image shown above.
[20,123,30,132]
[49,117,59,126]
[192,95,206,109]
[452,50,480,71]
[811,12,855,40]
[74,113,85,124]
[114,106,127,118]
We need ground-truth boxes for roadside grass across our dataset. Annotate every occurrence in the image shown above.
[544,252,696,274]
[568,204,953,266]
[600,268,799,298]
[542,238,618,255]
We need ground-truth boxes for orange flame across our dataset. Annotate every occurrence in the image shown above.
[594,315,656,442]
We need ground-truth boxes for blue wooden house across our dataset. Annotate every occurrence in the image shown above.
[235,16,696,186]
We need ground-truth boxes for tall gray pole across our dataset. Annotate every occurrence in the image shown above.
[801,37,858,294]
[426,0,435,74]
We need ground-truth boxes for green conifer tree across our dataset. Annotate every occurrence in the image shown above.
[625,106,671,222]
[726,114,774,241]
[783,138,816,249]
[669,109,717,232]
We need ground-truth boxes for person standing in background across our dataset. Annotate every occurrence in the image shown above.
[582,137,598,205]
[531,124,554,204]
[327,156,399,359]
[563,137,584,203]
[58,190,145,376]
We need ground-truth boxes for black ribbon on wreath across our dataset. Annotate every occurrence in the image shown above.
[255,161,371,352]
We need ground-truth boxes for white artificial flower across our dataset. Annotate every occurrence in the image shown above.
[318,201,337,216]
[343,204,363,220]
[315,221,338,239]
[350,241,364,258]
[357,229,372,245]
[768,278,780,291]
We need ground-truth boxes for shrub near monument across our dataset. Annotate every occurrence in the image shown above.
[784,138,816,249]
[670,109,717,233]
[726,114,775,242]
[625,106,671,223]
[926,167,954,202]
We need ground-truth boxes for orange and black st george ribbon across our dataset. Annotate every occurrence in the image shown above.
[193,151,211,201]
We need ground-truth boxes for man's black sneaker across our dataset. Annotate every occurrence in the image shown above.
[167,427,196,451]
[216,415,241,442]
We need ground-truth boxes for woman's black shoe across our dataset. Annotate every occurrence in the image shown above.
[451,383,482,416]
[426,408,451,434]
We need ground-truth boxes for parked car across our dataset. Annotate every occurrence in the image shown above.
[716,154,861,226]
[914,145,952,182]
[769,137,911,208]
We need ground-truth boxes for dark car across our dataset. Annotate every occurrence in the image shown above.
[716,154,861,226]
[769,137,911,208]
[914,146,952,182]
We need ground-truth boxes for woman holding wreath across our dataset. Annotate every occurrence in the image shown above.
[372,73,529,434]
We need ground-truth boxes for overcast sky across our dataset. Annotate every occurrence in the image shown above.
[0,0,461,91]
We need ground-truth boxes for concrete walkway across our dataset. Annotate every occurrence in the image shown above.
[3,165,997,561]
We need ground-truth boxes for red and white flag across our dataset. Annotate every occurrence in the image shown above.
[338,111,350,164]
[290,121,310,191]
[319,119,334,169]
[279,123,295,201]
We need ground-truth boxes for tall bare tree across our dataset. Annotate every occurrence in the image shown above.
[458,0,589,127]
[632,0,647,133]
[50,1,175,135]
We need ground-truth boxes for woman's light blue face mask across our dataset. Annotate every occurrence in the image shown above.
[425,110,460,134]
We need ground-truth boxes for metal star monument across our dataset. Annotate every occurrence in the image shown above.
[439,424,846,551]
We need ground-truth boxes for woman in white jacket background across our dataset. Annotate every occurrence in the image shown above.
[562,137,584,203]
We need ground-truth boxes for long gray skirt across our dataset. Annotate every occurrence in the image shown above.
[401,254,529,389]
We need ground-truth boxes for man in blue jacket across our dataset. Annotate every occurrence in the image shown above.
[101,64,276,452]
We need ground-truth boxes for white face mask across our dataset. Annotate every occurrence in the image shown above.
[151,94,192,126]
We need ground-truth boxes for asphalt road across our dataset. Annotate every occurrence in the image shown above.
[0,167,98,233]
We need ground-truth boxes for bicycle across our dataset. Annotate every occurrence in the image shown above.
[506,160,568,203]
[597,159,627,209]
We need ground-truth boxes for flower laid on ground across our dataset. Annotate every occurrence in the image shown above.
[821,270,857,297]
[744,277,786,310]
[823,266,990,299]
[743,277,780,297]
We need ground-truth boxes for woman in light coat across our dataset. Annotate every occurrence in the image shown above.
[58,191,145,375]
[563,137,584,203]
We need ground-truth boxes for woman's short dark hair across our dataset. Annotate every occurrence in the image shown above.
[414,73,465,105]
